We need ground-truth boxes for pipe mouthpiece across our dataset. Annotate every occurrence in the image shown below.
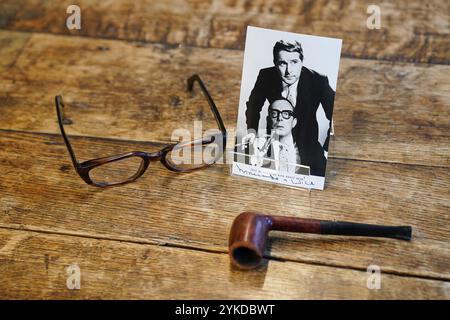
[392,226,412,241]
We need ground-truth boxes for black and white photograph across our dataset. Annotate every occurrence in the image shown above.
[232,26,342,190]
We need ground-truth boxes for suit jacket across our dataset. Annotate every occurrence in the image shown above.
[245,66,335,176]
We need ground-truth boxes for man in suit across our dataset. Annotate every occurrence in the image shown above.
[243,40,335,176]
[254,98,302,174]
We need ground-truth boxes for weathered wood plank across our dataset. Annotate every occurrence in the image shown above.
[0,131,448,280]
[0,0,448,63]
[0,31,448,167]
[0,30,30,73]
[0,228,448,299]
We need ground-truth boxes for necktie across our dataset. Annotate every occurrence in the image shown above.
[278,143,290,172]
[286,85,296,106]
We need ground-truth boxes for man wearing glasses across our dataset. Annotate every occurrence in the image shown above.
[243,40,334,176]
[247,98,325,175]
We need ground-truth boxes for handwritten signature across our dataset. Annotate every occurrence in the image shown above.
[234,164,315,187]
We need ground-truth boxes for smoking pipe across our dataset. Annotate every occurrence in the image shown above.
[229,212,412,269]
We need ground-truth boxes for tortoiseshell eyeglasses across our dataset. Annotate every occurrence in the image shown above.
[55,75,227,187]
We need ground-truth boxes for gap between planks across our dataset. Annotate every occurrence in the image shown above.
[1,28,449,67]
[1,128,448,170]
[1,224,448,283]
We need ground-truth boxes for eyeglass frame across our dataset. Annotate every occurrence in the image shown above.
[55,74,227,187]
[268,109,296,121]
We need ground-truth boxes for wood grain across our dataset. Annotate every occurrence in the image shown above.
[0,130,448,280]
[0,31,448,167]
[0,30,30,73]
[0,2,448,299]
[0,228,448,299]
[0,0,448,63]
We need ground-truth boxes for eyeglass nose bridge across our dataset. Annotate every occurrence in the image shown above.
[139,143,178,161]
[141,150,165,161]
[275,111,282,122]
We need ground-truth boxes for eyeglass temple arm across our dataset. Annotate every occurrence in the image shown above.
[55,95,79,168]
[187,75,227,146]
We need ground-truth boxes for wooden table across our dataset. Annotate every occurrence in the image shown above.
[0,0,448,299]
